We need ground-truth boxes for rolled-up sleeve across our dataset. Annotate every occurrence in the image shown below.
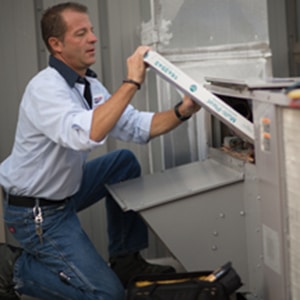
[109,105,154,144]
[70,110,108,147]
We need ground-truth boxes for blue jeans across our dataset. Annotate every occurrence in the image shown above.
[3,149,148,300]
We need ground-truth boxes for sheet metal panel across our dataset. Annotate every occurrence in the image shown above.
[107,158,244,212]
[139,182,249,282]
[107,156,249,291]
[144,0,269,50]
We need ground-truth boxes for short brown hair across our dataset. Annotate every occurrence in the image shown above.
[41,2,87,53]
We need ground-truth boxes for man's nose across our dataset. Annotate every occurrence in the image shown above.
[89,31,98,43]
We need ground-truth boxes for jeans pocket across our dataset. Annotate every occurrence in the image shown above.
[3,205,36,249]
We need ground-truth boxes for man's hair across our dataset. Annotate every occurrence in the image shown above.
[41,2,88,53]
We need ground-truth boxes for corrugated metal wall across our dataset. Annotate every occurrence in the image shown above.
[0,0,41,245]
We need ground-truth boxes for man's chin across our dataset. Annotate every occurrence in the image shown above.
[86,58,96,67]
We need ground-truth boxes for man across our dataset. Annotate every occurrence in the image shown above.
[0,2,200,300]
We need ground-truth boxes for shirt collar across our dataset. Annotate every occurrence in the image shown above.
[49,55,97,87]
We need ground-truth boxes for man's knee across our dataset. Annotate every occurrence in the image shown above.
[117,149,141,178]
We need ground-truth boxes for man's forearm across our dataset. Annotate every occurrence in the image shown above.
[90,84,138,142]
[149,97,200,139]
[149,109,182,139]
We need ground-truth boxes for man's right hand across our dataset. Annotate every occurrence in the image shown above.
[126,46,151,86]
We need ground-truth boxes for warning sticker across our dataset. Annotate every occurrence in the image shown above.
[261,117,271,152]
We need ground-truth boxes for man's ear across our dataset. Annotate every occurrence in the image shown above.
[48,37,63,54]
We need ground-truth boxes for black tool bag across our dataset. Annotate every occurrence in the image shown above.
[126,262,243,300]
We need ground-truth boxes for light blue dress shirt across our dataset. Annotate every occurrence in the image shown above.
[0,56,154,199]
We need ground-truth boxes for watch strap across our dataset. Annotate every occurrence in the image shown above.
[174,101,192,121]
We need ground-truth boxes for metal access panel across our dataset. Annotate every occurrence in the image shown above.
[251,88,298,300]
[206,77,300,300]
[107,156,254,292]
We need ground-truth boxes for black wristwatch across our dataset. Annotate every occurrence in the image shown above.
[174,101,192,121]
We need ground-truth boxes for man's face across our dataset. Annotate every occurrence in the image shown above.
[53,9,97,76]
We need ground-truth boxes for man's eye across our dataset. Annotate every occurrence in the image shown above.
[76,31,86,36]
